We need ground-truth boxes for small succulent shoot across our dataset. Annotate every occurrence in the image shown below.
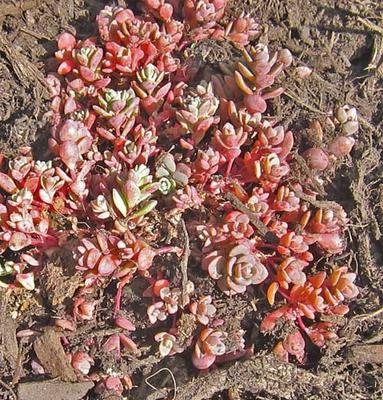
[106,165,159,220]
[155,153,190,195]
[135,63,165,95]
[0,172,18,194]
[335,105,359,136]
[71,352,94,375]
[189,295,217,325]
[155,332,182,357]
[147,301,168,324]
[202,243,268,296]
[115,315,136,331]
[212,122,248,176]
[158,177,175,195]
[93,89,139,130]
[16,272,35,290]
[192,328,226,370]
[176,81,220,145]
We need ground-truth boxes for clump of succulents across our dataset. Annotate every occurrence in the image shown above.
[0,0,361,396]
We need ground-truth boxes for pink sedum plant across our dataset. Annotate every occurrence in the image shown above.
[0,0,361,394]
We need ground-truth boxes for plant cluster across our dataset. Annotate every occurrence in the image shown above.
[0,0,359,395]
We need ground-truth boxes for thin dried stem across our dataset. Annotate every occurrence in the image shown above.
[179,219,191,307]
[145,368,177,400]
[225,192,279,243]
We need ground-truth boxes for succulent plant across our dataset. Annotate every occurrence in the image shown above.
[75,46,104,82]
[142,0,174,21]
[147,301,169,324]
[224,14,260,45]
[184,0,227,28]
[0,1,361,387]
[76,232,122,276]
[334,105,359,136]
[49,119,93,170]
[192,328,226,369]
[191,148,220,184]
[159,286,182,314]
[93,88,139,132]
[155,332,183,357]
[274,331,305,363]
[212,122,247,175]
[232,44,292,113]
[155,152,190,194]
[202,242,268,295]
[103,42,144,76]
[189,295,216,325]
[223,211,254,239]
[91,165,159,222]
[176,81,220,145]
[132,63,172,114]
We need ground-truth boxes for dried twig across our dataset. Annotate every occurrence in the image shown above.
[179,219,191,307]
[349,344,383,364]
[145,368,177,400]
[284,90,326,115]
[12,338,25,386]
[290,186,344,213]
[357,16,383,36]
[66,326,122,339]
[339,306,383,339]
[354,305,383,322]
[225,192,279,243]
[19,27,50,40]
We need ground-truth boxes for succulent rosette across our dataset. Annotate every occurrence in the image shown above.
[93,88,139,132]
[202,242,268,295]
[192,328,226,369]
[176,81,220,145]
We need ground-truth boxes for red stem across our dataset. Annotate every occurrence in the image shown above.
[225,159,235,177]
[114,274,132,314]
[278,288,293,302]
[156,246,180,255]
[296,314,308,333]
[31,234,58,248]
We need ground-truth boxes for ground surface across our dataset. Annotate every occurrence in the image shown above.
[0,0,382,399]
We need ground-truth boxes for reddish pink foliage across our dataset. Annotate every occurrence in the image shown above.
[0,1,361,393]
[192,328,226,369]
[202,242,268,295]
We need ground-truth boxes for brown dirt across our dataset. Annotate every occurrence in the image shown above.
[0,0,383,399]
[17,380,94,400]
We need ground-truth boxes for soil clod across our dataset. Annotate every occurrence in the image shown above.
[17,380,94,400]
[33,328,77,382]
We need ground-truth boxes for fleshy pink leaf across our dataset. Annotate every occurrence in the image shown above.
[16,273,35,290]
[98,255,117,276]
[115,316,136,331]
[0,172,17,194]
[57,32,76,51]
[59,141,80,169]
